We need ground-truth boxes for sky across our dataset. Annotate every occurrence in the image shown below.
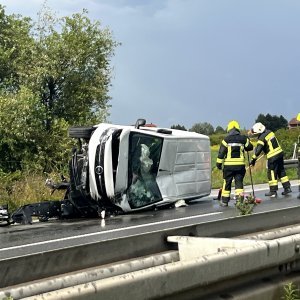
[1,0,299,130]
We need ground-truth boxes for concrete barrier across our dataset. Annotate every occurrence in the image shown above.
[20,234,300,300]
[0,251,178,300]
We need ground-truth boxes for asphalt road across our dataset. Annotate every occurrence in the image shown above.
[0,180,299,260]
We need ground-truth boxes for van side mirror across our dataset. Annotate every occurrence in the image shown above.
[135,118,146,129]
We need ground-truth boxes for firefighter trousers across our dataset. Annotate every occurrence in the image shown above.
[267,156,291,192]
[221,167,246,203]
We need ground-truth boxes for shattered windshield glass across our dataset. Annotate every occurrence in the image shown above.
[127,133,163,208]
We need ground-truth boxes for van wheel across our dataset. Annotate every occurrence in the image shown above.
[68,126,95,139]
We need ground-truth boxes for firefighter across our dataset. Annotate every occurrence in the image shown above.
[250,122,292,197]
[216,120,253,206]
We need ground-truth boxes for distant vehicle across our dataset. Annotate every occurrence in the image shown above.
[1,119,211,225]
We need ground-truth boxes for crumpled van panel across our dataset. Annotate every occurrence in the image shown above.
[157,137,211,200]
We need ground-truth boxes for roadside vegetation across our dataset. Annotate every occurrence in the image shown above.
[282,282,300,300]
[0,3,117,210]
[235,193,258,215]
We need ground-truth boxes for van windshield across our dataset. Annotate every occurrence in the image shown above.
[127,133,163,208]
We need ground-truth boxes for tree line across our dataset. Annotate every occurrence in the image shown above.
[171,114,300,159]
[171,113,289,136]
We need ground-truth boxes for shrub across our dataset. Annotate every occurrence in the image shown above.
[276,128,300,159]
[235,193,259,215]
[282,282,300,300]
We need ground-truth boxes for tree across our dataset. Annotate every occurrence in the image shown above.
[0,87,73,172]
[1,4,118,129]
[189,122,214,135]
[214,126,225,134]
[0,4,118,172]
[275,127,300,159]
[170,124,187,131]
[0,5,34,91]
[255,114,288,132]
[30,6,118,129]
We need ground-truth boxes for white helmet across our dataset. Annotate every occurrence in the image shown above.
[251,122,266,134]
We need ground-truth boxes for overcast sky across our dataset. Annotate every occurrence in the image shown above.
[1,0,299,130]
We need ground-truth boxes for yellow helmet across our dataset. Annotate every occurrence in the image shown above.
[297,113,300,122]
[227,120,240,132]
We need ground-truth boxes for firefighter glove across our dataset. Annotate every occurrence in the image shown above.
[216,163,222,170]
[250,158,256,166]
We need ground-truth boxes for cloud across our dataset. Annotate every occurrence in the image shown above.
[1,0,300,129]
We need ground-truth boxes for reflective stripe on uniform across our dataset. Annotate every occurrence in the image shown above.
[227,143,243,147]
[281,176,289,184]
[269,170,277,187]
[257,140,264,146]
[221,188,230,198]
[265,132,283,159]
[224,145,246,165]
[267,148,282,159]
[269,180,278,187]
[221,179,230,197]
[235,188,243,196]
[224,158,245,165]
[222,140,228,147]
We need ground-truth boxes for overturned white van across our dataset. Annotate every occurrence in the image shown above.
[67,119,211,213]
[7,119,211,225]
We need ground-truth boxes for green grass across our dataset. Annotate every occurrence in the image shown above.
[0,171,65,211]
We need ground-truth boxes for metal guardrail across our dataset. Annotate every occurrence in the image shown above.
[284,158,298,168]
[284,139,299,169]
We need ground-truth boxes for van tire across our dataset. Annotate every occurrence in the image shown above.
[69,126,95,139]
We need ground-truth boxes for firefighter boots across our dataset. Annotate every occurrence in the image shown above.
[281,187,292,196]
[265,191,277,197]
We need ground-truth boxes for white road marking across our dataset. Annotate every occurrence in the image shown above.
[0,212,222,252]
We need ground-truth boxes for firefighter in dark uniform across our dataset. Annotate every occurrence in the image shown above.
[250,122,292,197]
[216,120,253,206]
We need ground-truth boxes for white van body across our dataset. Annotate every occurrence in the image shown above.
[86,123,211,212]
